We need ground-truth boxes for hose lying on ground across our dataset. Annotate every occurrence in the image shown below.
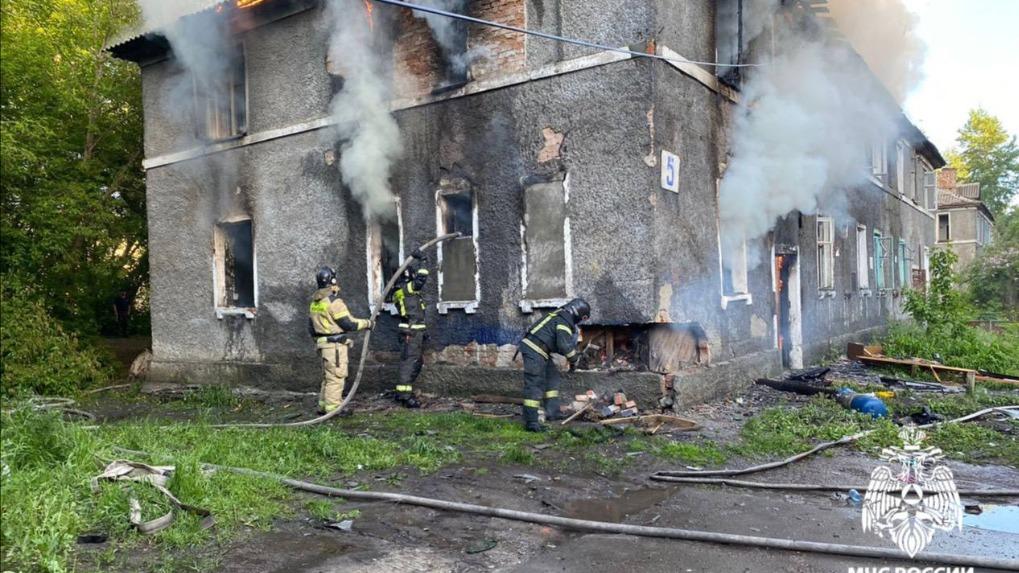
[652,406,1018,479]
[109,447,1019,571]
[209,233,460,429]
[647,475,1019,496]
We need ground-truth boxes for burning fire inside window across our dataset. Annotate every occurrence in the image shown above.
[236,0,268,8]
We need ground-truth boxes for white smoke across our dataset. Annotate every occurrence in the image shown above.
[719,1,922,267]
[827,0,925,104]
[136,2,245,221]
[325,0,402,222]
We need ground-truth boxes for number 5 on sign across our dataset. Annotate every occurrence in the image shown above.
[661,149,680,193]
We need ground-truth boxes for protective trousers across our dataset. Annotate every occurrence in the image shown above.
[318,342,349,412]
[397,332,426,398]
[521,345,562,427]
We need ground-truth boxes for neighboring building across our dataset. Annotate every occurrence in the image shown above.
[109,0,944,407]
[935,167,995,271]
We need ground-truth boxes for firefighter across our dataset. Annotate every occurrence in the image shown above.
[389,249,429,408]
[518,298,591,432]
[308,266,374,414]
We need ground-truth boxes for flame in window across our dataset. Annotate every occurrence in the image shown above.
[363,0,374,30]
[236,0,267,8]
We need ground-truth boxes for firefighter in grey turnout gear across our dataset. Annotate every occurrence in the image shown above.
[388,249,429,408]
[518,298,591,432]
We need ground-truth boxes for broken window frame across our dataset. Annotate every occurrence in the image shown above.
[870,141,888,184]
[435,186,480,314]
[816,216,835,292]
[855,224,870,291]
[937,213,951,242]
[365,197,404,315]
[213,216,257,318]
[519,175,573,313]
[192,42,248,142]
[715,178,751,308]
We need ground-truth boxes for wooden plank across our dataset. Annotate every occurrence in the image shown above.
[856,355,974,375]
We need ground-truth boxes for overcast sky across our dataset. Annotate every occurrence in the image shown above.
[902,0,1019,155]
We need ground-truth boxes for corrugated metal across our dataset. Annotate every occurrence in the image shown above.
[107,1,229,50]
[956,182,981,200]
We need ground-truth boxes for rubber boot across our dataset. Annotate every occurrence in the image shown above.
[402,394,421,409]
[523,404,545,432]
[545,398,565,421]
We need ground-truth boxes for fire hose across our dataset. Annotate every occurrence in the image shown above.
[107,446,1019,571]
[210,233,460,429]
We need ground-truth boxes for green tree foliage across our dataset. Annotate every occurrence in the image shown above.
[887,249,1019,375]
[1,0,146,335]
[965,206,1019,318]
[0,281,113,397]
[945,108,1019,217]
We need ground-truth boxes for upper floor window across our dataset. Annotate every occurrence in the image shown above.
[816,217,835,291]
[977,214,993,246]
[715,0,745,88]
[869,142,888,182]
[194,46,247,141]
[895,141,911,194]
[922,163,937,209]
[937,213,950,242]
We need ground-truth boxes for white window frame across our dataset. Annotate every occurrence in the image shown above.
[212,215,257,319]
[937,212,951,243]
[365,197,404,315]
[816,216,835,293]
[870,141,888,182]
[715,178,751,308]
[856,224,870,292]
[922,160,936,210]
[435,187,480,314]
[519,174,574,313]
[896,141,909,194]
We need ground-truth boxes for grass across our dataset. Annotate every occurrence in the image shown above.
[3,390,1015,572]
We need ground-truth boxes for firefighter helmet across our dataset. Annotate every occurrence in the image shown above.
[316,266,337,288]
[562,298,591,323]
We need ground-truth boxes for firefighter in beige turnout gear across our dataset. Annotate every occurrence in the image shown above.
[309,266,373,414]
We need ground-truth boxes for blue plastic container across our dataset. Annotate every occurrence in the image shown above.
[836,389,889,418]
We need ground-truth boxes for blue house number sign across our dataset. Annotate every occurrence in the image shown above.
[661,149,680,193]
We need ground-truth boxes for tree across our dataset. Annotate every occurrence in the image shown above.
[945,108,1019,217]
[1,0,146,335]
[965,206,1019,319]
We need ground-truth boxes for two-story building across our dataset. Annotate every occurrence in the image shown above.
[935,167,995,271]
[110,0,944,408]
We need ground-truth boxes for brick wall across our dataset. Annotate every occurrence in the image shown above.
[936,167,957,191]
[393,0,526,99]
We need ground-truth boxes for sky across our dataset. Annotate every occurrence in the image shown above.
[901,0,1019,155]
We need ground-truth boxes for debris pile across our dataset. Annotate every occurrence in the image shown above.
[570,389,640,421]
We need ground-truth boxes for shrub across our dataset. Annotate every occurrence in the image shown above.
[0,282,113,397]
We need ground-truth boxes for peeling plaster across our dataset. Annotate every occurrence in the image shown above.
[643,106,657,167]
[656,282,673,322]
[537,127,564,163]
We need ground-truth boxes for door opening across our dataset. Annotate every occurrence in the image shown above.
[776,252,803,368]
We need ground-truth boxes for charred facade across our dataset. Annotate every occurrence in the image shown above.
[112,0,944,407]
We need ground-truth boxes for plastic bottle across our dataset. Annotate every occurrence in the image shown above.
[836,388,889,418]
[848,489,863,506]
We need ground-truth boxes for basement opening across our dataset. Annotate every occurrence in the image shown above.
[578,323,709,373]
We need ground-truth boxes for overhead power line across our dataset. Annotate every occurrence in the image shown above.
[370,0,763,68]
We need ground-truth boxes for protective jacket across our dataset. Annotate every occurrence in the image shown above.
[308,286,370,347]
[521,310,580,363]
[392,268,429,333]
